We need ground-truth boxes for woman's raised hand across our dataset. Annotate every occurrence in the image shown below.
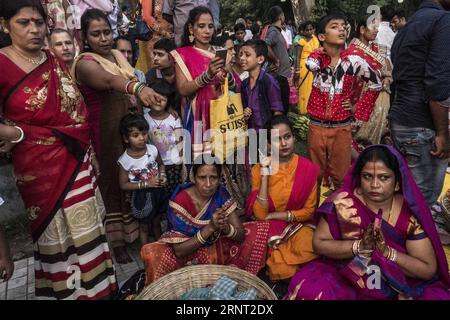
[260,155,272,168]
[138,86,165,107]
[209,209,224,231]
[225,50,234,74]
[207,56,225,78]
[374,228,389,256]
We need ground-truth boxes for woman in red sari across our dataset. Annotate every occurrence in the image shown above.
[348,16,392,145]
[0,0,116,299]
[141,158,270,285]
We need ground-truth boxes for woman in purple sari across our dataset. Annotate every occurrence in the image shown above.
[287,145,450,300]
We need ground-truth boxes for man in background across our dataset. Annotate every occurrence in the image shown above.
[390,0,450,209]
[49,29,76,68]
[265,6,291,113]
[391,10,407,33]
[376,6,396,59]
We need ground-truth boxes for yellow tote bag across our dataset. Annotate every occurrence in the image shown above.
[209,80,247,161]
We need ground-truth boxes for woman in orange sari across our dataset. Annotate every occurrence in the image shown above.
[0,1,116,299]
[246,115,319,282]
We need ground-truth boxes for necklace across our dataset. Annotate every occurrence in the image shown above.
[152,118,164,129]
[364,197,395,224]
[12,48,45,65]
[386,198,395,225]
[194,44,213,53]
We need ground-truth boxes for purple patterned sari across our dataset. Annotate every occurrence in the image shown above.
[286,145,450,300]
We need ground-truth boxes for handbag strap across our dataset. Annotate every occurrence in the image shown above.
[223,75,229,97]
[298,69,310,88]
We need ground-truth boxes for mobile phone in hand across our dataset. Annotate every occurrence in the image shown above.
[215,48,228,62]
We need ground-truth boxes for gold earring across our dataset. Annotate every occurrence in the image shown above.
[189,32,194,43]
[3,28,9,34]
[395,184,400,191]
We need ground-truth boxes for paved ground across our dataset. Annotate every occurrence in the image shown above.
[0,242,143,300]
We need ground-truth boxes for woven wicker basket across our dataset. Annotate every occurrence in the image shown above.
[135,265,278,300]
[440,196,450,233]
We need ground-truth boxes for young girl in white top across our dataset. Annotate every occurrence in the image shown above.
[118,112,168,245]
[144,80,183,199]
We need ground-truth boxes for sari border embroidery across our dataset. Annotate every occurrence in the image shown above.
[169,200,210,227]
[171,50,193,82]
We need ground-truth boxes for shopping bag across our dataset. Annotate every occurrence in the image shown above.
[209,80,247,161]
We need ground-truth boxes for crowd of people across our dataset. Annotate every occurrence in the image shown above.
[0,0,449,300]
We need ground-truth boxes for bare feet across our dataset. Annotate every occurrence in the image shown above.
[113,246,133,264]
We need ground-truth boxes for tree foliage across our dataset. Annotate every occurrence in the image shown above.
[219,0,422,28]
[310,0,422,26]
[219,0,293,26]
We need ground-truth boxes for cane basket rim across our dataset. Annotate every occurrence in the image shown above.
[135,264,278,300]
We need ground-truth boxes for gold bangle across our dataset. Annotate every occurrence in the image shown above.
[196,231,207,245]
[125,80,134,94]
[261,167,271,176]
[10,126,25,144]
[352,239,361,256]
[352,240,358,256]
[390,248,398,262]
[288,211,295,222]
[225,224,236,238]
[256,195,268,202]
[132,82,140,95]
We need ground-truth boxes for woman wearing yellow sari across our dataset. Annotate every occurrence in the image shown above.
[294,21,319,114]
